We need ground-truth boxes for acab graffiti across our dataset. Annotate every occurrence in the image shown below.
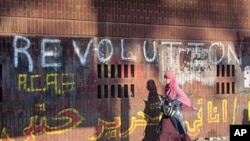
[18,73,75,94]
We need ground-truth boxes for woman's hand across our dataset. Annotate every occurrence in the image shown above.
[192,104,198,111]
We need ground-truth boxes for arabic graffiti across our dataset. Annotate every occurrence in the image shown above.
[88,97,239,140]
[0,128,14,141]
[185,106,203,137]
[89,112,160,141]
[23,108,83,141]
[186,97,238,137]
[1,35,245,140]
[0,108,83,141]
[0,96,241,141]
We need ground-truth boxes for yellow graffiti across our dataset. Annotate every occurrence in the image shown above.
[89,98,242,139]
[120,112,161,138]
[46,73,59,94]
[61,73,75,94]
[185,99,203,137]
[150,101,161,110]
[0,128,14,141]
[18,74,27,91]
[137,111,161,126]
[89,117,121,141]
[18,73,75,94]
[248,94,250,122]
[186,108,203,137]
[0,97,242,140]
[23,108,83,141]
[232,95,238,124]
[222,100,227,122]
[34,103,46,111]
[89,112,160,141]
[249,100,250,121]
[207,101,219,123]
[31,74,43,92]
[120,116,146,138]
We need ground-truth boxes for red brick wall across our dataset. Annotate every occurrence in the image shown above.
[0,0,250,140]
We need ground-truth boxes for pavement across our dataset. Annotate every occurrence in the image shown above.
[192,136,229,141]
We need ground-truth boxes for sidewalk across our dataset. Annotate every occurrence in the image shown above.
[192,136,229,141]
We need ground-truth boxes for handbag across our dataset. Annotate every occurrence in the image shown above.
[159,96,177,117]
[155,96,178,133]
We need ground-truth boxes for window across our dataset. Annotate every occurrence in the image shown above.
[97,64,135,99]
[216,64,235,94]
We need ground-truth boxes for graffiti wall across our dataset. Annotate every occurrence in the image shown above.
[0,35,250,141]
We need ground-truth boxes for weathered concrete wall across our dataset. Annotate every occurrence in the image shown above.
[0,0,250,140]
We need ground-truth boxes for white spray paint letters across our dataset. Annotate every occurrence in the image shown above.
[13,36,33,72]
[13,36,240,73]
[97,39,114,63]
[143,40,157,62]
[13,36,140,72]
[73,39,93,65]
[41,38,62,68]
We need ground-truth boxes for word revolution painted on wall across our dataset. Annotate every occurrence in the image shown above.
[13,36,240,73]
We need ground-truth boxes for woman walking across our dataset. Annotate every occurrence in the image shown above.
[157,71,197,141]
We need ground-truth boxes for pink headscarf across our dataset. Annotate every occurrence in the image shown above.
[164,71,197,111]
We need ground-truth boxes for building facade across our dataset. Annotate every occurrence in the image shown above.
[0,0,250,140]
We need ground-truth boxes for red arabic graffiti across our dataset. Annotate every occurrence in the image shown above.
[23,108,83,141]
[0,128,14,141]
